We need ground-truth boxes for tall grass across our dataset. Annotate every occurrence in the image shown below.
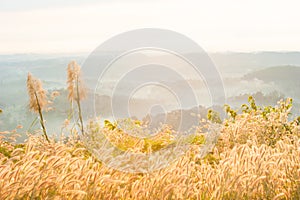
[67,61,86,136]
[0,96,299,199]
[26,73,49,142]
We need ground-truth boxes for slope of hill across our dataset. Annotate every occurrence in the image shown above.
[243,65,300,102]
[210,52,300,75]
[244,65,300,83]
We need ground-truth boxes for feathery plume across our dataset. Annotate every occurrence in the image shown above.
[26,73,50,142]
[67,61,86,101]
[66,61,86,135]
[50,91,60,100]
[27,73,48,113]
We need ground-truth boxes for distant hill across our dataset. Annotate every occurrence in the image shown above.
[243,65,300,83]
[1,52,300,134]
[243,65,300,101]
[210,52,300,75]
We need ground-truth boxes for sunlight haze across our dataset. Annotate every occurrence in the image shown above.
[0,0,299,53]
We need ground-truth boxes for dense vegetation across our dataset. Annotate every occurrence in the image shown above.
[0,62,299,199]
[0,96,299,199]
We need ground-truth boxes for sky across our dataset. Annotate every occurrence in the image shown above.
[0,0,300,54]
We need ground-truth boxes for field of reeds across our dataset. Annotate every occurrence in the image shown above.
[0,62,299,199]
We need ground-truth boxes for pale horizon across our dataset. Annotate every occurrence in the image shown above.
[1,0,300,54]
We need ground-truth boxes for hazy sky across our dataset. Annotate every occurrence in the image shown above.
[0,0,299,53]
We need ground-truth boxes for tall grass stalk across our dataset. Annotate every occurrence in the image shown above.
[26,73,50,142]
[67,61,86,135]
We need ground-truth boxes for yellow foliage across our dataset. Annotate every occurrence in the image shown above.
[0,99,299,199]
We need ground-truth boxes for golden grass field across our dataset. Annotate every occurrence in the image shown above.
[0,97,299,199]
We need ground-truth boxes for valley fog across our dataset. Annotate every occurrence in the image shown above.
[1,52,300,140]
